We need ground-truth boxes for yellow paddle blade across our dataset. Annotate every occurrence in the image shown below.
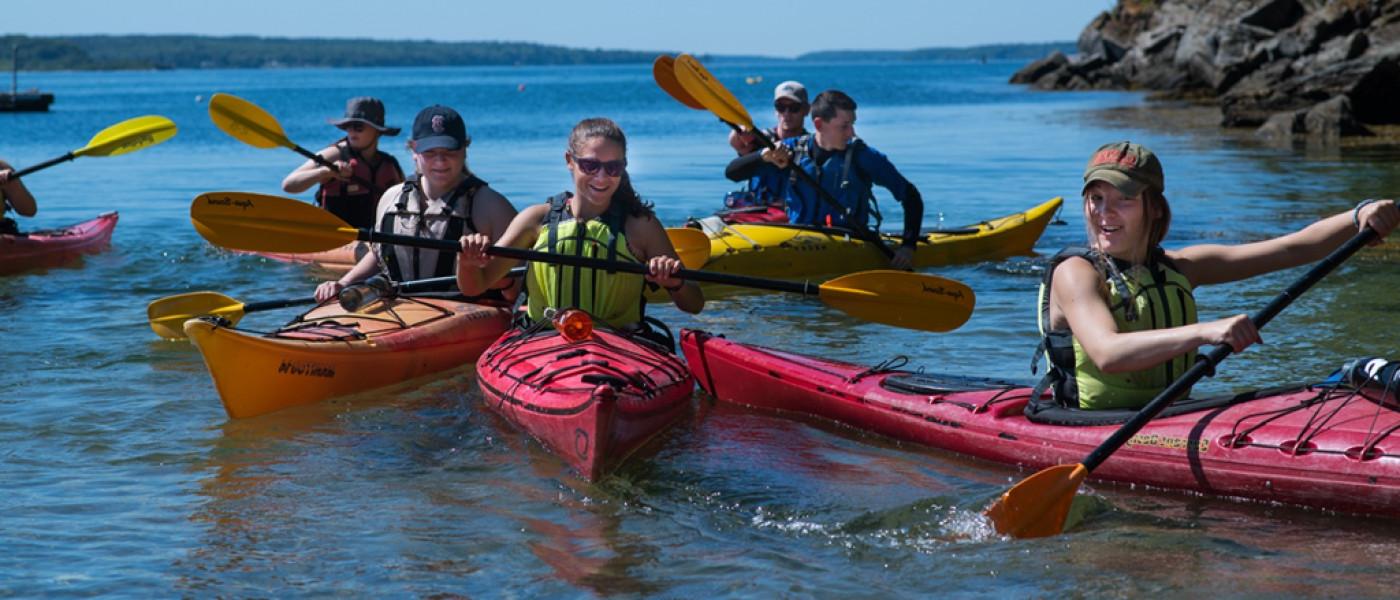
[653,55,705,110]
[147,291,246,339]
[73,115,178,158]
[984,464,1086,538]
[191,191,358,253]
[673,54,756,130]
[666,227,711,269]
[208,92,294,150]
[817,270,975,333]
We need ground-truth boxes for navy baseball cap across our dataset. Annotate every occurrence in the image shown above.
[411,105,470,152]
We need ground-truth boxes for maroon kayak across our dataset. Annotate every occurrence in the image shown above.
[681,329,1400,516]
[0,212,117,275]
[477,321,693,480]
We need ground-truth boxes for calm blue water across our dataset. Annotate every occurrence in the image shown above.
[3,61,1400,596]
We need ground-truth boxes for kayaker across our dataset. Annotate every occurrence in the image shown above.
[725,89,925,269]
[457,117,704,331]
[283,96,405,229]
[314,105,517,302]
[722,81,809,212]
[0,159,38,234]
[1034,140,1399,411]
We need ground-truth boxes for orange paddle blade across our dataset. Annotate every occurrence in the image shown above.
[984,463,1087,538]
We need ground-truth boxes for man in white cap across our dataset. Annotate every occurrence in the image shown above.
[728,80,809,155]
[720,80,810,214]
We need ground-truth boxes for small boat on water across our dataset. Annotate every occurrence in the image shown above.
[1,44,54,112]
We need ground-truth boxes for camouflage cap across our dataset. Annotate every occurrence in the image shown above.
[1082,141,1164,198]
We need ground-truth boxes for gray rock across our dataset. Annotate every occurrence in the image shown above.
[1012,0,1400,137]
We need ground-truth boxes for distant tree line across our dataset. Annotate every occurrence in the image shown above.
[799,42,1077,62]
[0,35,663,70]
[0,35,1077,71]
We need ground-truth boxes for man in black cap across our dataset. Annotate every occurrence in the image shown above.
[283,96,405,229]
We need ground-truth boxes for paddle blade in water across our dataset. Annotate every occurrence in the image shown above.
[666,227,711,269]
[653,55,705,110]
[191,191,359,253]
[818,270,975,333]
[208,93,293,150]
[74,115,178,158]
[147,291,246,339]
[983,464,1086,538]
[673,54,755,129]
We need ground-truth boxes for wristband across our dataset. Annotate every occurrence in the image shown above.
[1355,199,1377,229]
[664,281,685,293]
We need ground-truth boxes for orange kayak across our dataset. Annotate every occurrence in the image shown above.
[187,294,511,419]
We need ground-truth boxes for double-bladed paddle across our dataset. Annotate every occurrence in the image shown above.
[10,115,178,178]
[983,227,1381,538]
[189,191,976,333]
[207,92,377,190]
[146,275,459,340]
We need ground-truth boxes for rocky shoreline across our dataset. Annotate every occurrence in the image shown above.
[1011,0,1400,142]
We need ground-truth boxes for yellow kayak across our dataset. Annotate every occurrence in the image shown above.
[693,196,1063,279]
[186,295,511,419]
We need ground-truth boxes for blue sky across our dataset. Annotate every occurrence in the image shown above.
[8,0,1114,57]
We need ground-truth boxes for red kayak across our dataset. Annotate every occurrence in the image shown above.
[681,329,1400,516]
[0,212,118,275]
[477,315,694,480]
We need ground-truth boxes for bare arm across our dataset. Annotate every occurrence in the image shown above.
[0,161,37,217]
[1052,258,1259,374]
[282,146,348,194]
[457,203,545,297]
[627,214,704,314]
[1174,200,1400,287]
[314,250,381,302]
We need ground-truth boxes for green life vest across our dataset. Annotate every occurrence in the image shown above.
[1033,246,1198,410]
[525,193,645,328]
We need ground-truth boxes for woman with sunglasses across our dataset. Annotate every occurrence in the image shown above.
[283,96,405,229]
[456,117,703,331]
[313,105,517,303]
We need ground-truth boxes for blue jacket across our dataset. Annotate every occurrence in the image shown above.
[781,136,913,230]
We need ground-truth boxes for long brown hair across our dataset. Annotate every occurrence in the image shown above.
[567,118,654,219]
[1142,188,1172,249]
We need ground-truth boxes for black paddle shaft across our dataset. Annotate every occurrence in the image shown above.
[359,228,823,296]
[13,153,76,178]
[1081,227,1378,472]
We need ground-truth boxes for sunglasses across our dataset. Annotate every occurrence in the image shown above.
[571,154,627,177]
[340,122,367,132]
[774,102,805,114]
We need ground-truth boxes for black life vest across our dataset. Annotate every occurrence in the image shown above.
[317,139,404,229]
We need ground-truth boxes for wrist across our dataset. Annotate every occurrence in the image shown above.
[664,281,685,293]
[1354,199,1377,229]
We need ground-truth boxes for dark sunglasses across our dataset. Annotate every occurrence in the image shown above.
[340,122,367,132]
[571,154,627,177]
[774,102,804,114]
